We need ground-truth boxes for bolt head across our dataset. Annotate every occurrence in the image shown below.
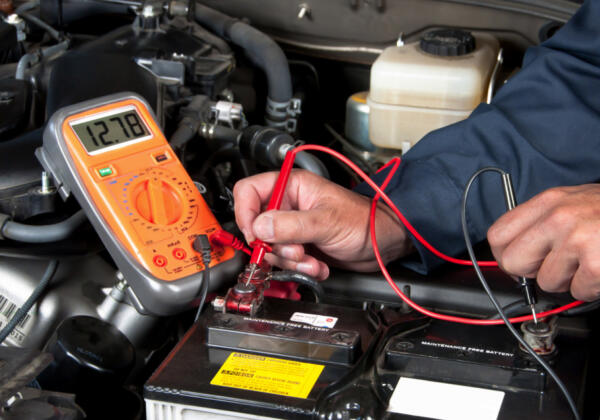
[212,297,226,311]
[5,14,23,25]
[0,91,15,104]
[394,340,414,350]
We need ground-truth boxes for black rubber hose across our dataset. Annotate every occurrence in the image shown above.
[169,96,210,151]
[194,24,232,54]
[295,151,330,179]
[0,260,58,344]
[170,123,197,152]
[195,3,292,104]
[200,124,242,145]
[1,211,87,243]
[270,270,324,303]
[19,11,63,41]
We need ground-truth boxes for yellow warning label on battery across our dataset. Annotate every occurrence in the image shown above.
[210,352,324,399]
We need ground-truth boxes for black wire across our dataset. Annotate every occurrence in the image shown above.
[0,260,58,344]
[485,298,530,319]
[270,270,324,303]
[461,167,581,420]
[560,299,600,317]
[194,265,210,323]
[193,237,212,323]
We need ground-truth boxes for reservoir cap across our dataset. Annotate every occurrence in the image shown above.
[420,29,475,56]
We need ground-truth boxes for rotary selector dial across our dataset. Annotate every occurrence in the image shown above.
[134,177,183,225]
[111,166,200,242]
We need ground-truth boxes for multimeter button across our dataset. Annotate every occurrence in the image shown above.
[152,152,170,164]
[172,248,187,260]
[153,255,167,267]
[98,166,114,177]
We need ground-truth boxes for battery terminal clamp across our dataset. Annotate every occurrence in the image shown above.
[212,264,270,316]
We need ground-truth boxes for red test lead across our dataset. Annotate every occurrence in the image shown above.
[255,143,584,324]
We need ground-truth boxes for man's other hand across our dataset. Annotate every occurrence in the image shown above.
[233,170,413,280]
[488,184,600,301]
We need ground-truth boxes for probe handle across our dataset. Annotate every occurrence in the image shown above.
[501,173,539,321]
[518,277,538,306]
[249,150,297,266]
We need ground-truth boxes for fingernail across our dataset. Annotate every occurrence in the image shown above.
[319,262,330,280]
[241,228,254,243]
[254,214,274,240]
[281,246,298,260]
[297,262,315,276]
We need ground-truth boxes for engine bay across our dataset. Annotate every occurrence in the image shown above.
[0,0,598,419]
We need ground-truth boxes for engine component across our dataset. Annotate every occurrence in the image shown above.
[96,276,163,348]
[135,0,165,31]
[46,14,234,115]
[0,347,52,403]
[344,91,374,152]
[194,4,296,131]
[39,0,131,27]
[145,298,377,419]
[38,316,139,418]
[39,316,135,389]
[1,387,85,420]
[0,346,85,420]
[0,128,61,221]
[212,100,244,127]
[0,16,21,63]
[239,125,294,168]
[0,211,86,242]
[169,95,211,152]
[238,125,329,177]
[46,53,158,117]
[37,92,241,315]
[420,29,476,57]
[0,255,119,348]
[368,30,499,151]
[0,79,31,141]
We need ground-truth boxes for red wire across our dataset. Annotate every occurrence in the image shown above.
[282,145,584,324]
[367,154,583,324]
[290,145,497,266]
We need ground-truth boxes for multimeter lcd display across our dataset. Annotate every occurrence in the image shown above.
[71,108,151,154]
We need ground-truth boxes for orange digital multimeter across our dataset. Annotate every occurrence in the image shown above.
[37,93,241,315]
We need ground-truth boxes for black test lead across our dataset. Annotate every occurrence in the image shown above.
[501,172,539,324]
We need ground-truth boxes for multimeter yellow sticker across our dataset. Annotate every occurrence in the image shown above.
[38,93,241,315]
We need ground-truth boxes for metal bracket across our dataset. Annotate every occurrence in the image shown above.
[134,57,185,86]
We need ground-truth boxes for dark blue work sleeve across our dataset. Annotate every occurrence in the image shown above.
[356,0,600,274]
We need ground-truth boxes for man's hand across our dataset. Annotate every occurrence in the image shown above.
[233,170,413,280]
[488,184,600,301]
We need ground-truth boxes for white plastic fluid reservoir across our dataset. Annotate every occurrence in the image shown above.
[368,29,499,150]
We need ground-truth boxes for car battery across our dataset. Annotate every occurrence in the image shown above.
[144,298,380,419]
[378,319,589,419]
[145,297,590,419]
